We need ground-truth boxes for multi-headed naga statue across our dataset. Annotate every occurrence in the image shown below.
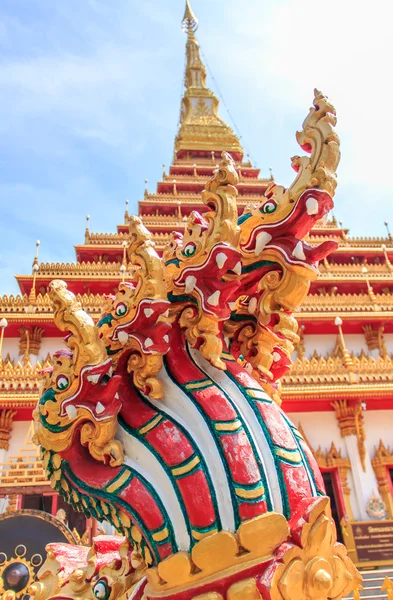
[32,91,361,600]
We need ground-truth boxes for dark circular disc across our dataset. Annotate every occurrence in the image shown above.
[3,562,30,592]
[0,510,77,597]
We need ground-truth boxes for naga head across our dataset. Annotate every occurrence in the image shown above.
[97,216,171,399]
[34,280,123,467]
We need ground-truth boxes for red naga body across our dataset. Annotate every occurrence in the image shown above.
[32,91,361,600]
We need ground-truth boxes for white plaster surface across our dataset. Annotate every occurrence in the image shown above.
[363,410,393,459]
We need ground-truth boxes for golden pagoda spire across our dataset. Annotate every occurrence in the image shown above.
[175,0,242,155]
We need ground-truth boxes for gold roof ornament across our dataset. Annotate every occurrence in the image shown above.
[182,0,198,34]
[175,1,242,154]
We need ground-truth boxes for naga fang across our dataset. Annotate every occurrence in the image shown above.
[32,90,361,600]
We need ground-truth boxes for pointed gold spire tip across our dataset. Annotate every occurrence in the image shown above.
[182,0,198,34]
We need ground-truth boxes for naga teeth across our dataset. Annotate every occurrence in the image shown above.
[117,331,129,345]
[96,402,105,414]
[232,261,242,275]
[163,309,170,318]
[293,241,306,260]
[248,297,257,314]
[255,231,272,255]
[207,290,220,306]
[163,335,169,343]
[87,373,101,384]
[144,338,154,348]
[245,362,253,374]
[66,405,77,420]
[215,252,228,269]
[272,351,281,362]
[185,275,196,293]
[144,308,154,318]
[228,302,237,310]
[108,366,113,377]
[114,392,120,400]
[306,196,319,215]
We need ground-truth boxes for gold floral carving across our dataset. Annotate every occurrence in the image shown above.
[18,326,45,357]
[371,440,393,518]
[269,499,361,600]
[0,409,16,450]
[363,324,387,357]
[331,400,366,472]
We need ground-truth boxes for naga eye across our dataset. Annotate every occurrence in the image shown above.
[183,242,196,257]
[93,581,109,600]
[115,302,127,317]
[56,375,69,391]
[260,201,277,214]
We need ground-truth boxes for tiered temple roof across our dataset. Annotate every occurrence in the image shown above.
[1,0,393,418]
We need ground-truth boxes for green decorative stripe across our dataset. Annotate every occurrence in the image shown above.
[214,419,243,432]
[225,369,290,518]
[40,413,72,434]
[118,389,221,546]
[245,388,273,403]
[274,445,303,465]
[165,258,180,267]
[183,345,273,520]
[237,213,252,225]
[97,313,114,328]
[168,292,197,305]
[164,357,240,528]
[229,312,257,323]
[62,461,177,562]
[185,378,212,391]
[105,467,133,494]
[282,415,321,495]
[171,453,200,477]
[39,388,56,406]
[138,414,163,435]
[106,347,121,355]
[241,260,277,274]
[235,481,266,503]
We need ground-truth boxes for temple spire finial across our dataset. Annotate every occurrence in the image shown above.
[182,0,198,35]
[175,0,242,156]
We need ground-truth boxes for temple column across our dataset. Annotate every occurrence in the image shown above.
[332,400,379,520]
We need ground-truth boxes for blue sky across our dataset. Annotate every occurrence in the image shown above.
[1,0,392,294]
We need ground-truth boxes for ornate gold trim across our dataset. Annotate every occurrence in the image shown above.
[371,440,393,518]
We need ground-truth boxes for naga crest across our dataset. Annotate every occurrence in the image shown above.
[33,91,361,600]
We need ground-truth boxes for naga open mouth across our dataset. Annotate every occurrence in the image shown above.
[60,358,121,421]
[111,298,171,355]
[174,243,242,317]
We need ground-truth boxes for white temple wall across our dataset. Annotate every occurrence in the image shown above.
[303,334,368,357]
[6,420,31,460]
[363,409,393,458]
[287,411,343,452]
[2,336,64,364]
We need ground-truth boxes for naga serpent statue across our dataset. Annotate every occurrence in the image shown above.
[32,90,361,600]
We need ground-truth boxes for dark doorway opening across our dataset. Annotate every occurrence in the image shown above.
[322,470,343,543]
